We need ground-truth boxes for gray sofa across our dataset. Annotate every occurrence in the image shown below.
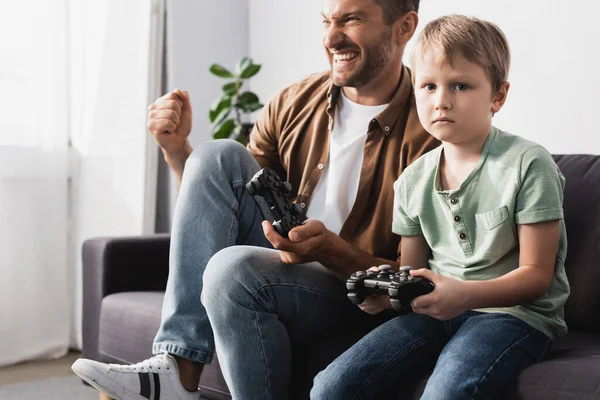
[82,154,600,399]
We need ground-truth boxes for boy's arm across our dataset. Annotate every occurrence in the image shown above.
[411,220,559,319]
[356,234,430,314]
[398,234,430,270]
[463,220,559,307]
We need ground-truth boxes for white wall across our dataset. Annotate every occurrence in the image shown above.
[249,0,600,154]
[157,0,249,230]
[167,0,249,147]
[249,2,328,102]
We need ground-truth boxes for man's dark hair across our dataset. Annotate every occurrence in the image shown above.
[375,0,420,25]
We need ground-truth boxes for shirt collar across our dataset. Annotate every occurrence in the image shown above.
[326,65,413,136]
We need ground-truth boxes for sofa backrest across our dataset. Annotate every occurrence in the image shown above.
[553,155,600,334]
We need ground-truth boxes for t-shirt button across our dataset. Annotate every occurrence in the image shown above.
[450,197,458,204]
[318,163,324,170]
[300,202,306,208]
[384,126,390,132]
[459,232,466,239]
[453,215,461,222]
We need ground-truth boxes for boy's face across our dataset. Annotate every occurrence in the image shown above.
[413,50,508,145]
[322,0,395,88]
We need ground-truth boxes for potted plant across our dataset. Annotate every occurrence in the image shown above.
[208,57,263,144]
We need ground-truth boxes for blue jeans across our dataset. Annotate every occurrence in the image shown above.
[152,140,273,363]
[201,246,386,399]
[311,311,551,400]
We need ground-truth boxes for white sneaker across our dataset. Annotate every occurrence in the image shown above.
[71,352,202,400]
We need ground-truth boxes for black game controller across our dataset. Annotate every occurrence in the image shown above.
[346,265,434,313]
[388,266,435,313]
[245,167,304,237]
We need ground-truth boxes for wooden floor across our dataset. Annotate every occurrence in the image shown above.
[0,350,81,386]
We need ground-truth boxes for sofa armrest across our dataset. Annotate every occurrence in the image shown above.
[81,234,170,361]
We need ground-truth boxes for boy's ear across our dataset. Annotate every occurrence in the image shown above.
[394,11,419,45]
[491,82,510,114]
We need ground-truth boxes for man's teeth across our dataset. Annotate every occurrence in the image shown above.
[334,52,358,62]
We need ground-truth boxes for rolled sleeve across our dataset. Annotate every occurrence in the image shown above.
[247,91,285,175]
[392,177,423,236]
[515,146,566,225]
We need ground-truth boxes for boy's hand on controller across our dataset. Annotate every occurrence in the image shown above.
[262,219,328,264]
[409,269,470,320]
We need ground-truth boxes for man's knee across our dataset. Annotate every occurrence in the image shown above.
[183,139,250,182]
[202,246,276,310]
[186,139,247,168]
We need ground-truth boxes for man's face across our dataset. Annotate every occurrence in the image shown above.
[322,0,394,88]
[413,51,505,145]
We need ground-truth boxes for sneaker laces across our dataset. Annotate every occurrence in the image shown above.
[110,353,174,373]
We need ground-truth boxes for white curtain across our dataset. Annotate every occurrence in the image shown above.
[0,1,70,366]
[68,0,160,348]
[0,0,160,365]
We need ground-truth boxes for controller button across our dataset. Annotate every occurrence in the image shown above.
[356,271,365,277]
[379,264,392,271]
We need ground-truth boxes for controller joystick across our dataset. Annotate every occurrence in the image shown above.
[389,266,435,313]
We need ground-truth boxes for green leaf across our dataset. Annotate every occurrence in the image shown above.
[222,82,241,97]
[235,57,253,76]
[209,97,231,123]
[232,124,247,145]
[237,91,260,106]
[240,64,261,79]
[209,64,234,78]
[235,102,264,114]
[211,106,231,127]
[232,123,242,137]
[212,119,236,139]
[246,102,264,113]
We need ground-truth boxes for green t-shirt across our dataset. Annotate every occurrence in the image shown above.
[392,126,570,340]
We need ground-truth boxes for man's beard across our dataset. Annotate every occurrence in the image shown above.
[331,27,393,88]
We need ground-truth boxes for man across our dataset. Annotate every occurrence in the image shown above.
[72,0,438,399]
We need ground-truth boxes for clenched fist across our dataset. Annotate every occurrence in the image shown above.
[147,89,193,155]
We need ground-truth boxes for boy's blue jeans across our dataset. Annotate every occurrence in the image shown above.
[311,311,551,400]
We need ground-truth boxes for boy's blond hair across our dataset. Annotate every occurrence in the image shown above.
[410,15,510,94]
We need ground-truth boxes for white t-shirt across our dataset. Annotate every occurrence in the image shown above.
[306,91,387,234]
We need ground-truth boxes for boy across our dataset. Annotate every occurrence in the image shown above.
[310,15,570,399]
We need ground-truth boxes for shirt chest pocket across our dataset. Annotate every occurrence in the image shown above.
[474,206,516,261]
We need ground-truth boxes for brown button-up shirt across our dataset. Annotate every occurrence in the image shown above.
[248,67,440,264]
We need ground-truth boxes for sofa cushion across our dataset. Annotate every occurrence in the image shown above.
[99,291,163,363]
[553,155,600,334]
[99,292,230,399]
[502,331,600,399]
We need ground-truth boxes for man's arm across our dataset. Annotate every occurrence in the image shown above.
[263,219,399,280]
[411,220,559,320]
[147,89,194,186]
